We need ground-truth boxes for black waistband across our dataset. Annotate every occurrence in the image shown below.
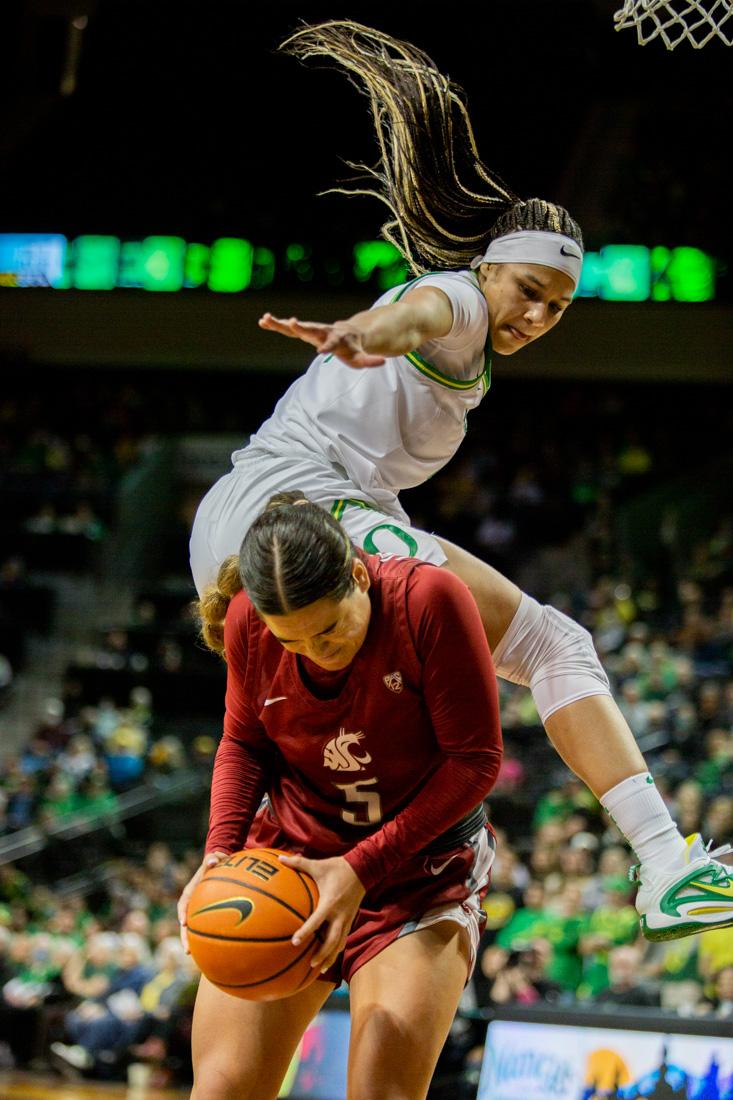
[424,803,489,854]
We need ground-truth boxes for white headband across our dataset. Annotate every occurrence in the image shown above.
[470,229,583,287]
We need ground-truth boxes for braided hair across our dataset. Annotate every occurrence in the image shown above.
[281,21,583,273]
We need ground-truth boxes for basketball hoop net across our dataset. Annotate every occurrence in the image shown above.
[614,0,733,48]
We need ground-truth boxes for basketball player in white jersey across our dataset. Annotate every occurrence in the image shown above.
[190,21,732,941]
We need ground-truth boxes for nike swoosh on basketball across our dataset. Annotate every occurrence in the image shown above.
[429,853,462,876]
[264,696,288,706]
[560,244,581,259]
[193,898,254,924]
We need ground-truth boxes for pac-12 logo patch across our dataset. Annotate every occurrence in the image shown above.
[383,670,403,694]
[323,728,372,772]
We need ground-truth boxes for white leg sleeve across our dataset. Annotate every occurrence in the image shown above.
[491,592,611,724]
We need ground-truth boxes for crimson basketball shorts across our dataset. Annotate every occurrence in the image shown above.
[248,811,495,986]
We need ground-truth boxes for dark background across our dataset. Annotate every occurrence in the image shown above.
[2,0,732,269]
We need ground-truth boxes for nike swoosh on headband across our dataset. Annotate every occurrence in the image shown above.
[471,230,583,286]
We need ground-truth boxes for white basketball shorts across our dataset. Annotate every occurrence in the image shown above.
[189,444,446,597]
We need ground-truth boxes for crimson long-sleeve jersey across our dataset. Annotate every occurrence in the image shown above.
[206,553,502,891]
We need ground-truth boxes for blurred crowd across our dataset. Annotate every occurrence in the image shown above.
[0,370,731,1087]
[0,381,149,697]
[0,685,218,839]
[0,843,200,1086]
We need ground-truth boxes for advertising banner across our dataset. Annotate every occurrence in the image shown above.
[477,1020,733,1100]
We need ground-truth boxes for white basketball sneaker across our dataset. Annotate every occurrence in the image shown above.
[633,833,733,942]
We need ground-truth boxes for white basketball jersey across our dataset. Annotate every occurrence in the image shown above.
[245,271,491,494]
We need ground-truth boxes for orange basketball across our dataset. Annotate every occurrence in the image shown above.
[186,847,321,1001]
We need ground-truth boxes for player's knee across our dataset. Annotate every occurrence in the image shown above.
[493,594,611,723]
[530,604,611,721]
[192,1059,263,1100]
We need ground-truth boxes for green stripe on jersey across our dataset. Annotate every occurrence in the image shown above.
[331,498,378,522]
[390,272,490,393]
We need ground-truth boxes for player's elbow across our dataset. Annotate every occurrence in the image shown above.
[467,747,503,797]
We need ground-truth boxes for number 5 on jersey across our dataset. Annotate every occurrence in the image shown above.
[334,777,382,826]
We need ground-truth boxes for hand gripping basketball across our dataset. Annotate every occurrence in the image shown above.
[183,848,324,1001]
[178,849,228,955]
[279,852,366,973]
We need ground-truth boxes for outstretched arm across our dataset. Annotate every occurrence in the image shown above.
[258,285,454,368]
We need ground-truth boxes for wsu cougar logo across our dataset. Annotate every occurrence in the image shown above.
[323,728,372,772]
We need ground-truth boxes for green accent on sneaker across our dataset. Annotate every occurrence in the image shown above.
[658,861,733,920]
[641,912,733,943]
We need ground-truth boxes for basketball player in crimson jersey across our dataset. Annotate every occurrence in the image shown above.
[178,494,502,1100]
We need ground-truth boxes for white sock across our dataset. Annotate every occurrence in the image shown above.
[600,772,688,869]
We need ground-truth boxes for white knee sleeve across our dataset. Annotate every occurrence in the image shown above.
[492,593,611,724]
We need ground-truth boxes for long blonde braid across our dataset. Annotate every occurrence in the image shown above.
[281,20,521,274]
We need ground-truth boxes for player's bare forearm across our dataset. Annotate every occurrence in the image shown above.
[258,286,453,369]
[341,296,451,356]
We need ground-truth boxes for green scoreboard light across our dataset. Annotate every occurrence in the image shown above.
[70,235,120,290]
[208,238,254,292]
[353,240,408,289]
[600,244,651,301]
[185,243,210,288]
[67,235,187,290]
[141,236,186,291]
[0,233,719,300]
[650,246,716,302]
[577,244,716,302]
